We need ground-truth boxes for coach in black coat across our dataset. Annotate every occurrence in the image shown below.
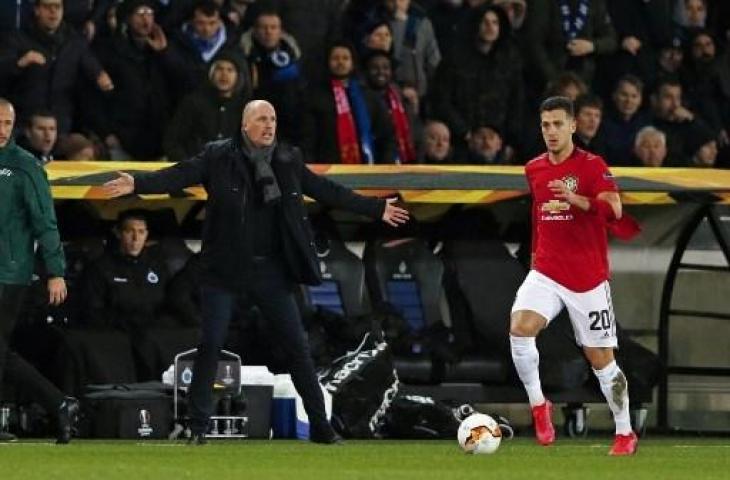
[104,99,409,444]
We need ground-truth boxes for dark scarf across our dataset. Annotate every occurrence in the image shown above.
[29,22,69,54]
[240,132,281,204]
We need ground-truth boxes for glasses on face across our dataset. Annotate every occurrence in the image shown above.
[134,7,155,17]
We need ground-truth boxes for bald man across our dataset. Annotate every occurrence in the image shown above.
[0,98,77,444]
[105,100,409,445]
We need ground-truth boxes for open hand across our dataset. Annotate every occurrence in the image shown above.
[382,198,410,227]
[103,171,135,198]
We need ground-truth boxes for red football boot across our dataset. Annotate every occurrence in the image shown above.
[609,432,638,456]
[531,400,555,446]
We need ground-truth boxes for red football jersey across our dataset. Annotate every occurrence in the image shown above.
[526,147,618,292]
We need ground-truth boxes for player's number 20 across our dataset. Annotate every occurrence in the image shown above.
[588,310,611,331]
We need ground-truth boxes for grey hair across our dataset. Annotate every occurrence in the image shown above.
[242,99,275,124]
[634,126,666,149]
[0,97,14,111]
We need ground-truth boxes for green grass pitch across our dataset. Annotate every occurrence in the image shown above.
[1,437,728,480]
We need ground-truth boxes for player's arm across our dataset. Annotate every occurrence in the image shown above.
[547,181,622,220]
[595,191,622,220]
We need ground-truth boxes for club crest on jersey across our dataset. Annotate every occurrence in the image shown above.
[562,175,579,192]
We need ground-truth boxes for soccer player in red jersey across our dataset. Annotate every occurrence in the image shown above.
[510,96,638,456]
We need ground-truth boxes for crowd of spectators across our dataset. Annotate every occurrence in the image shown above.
[2,0,730,168]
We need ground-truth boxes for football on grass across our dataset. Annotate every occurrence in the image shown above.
[457,413,502,454]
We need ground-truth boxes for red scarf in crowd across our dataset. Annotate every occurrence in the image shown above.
[386,86,416,164]
[332,79,362,164]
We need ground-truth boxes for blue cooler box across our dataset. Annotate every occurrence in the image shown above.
[271,374,297,438]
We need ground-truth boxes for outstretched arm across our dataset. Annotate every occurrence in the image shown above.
[299,157,409,226]
[103,147,210,197]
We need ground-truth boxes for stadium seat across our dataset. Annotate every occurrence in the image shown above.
[363,238,505,384]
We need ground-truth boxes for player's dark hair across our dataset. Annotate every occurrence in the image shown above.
[540,96,574,118]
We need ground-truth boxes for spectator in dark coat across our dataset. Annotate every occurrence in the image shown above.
[573,94,608,158]
[300,43,396,164]
[650,77,716,166]
[601,74,651,166]
[681,30,730,144]
[431,5,524,150]
[463,124,513,165]
[602,0,675,95]
[164,50,252,162]
[0,0,113,134]
[524,0,617,95]
[594,0,676,95]
[17,110,58,164]
[673,0,708,45]
[419,120,456,164]
[167,0,241,101]
[427,0,478,58]
[363,49,421,164]
[239,8,306,143]
[276,0,344,85]
[0,0,114,39]
[88,0,178,160]
[63,0,116,41]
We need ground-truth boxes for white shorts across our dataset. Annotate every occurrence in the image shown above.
[511,270,617,348]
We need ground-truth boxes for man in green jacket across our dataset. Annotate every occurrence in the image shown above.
[0,98,77,444]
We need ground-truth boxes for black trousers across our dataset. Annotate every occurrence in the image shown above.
[188,258,327,434]
[0,283,64,413]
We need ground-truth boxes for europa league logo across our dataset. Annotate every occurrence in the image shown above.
[138,409,153,437]
[222,365,234,385]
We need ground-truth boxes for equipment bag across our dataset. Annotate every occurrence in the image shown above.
[319,332,399,438]
[383,396,514,439]
[81,383,173,439]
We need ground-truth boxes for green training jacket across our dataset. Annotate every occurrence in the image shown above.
[0,139,65,285]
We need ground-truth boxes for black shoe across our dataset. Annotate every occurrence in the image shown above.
[309,424,344,445]
[187,433,208,445]
[56,397,79,445]
[0,431,18,442]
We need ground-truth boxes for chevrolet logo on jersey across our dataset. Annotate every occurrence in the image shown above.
[541,200,571,214]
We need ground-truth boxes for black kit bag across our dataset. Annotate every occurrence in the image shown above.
[81,383,173,439]
[319,332,399,438]
[382,394,462,439]
[383,396,515,440]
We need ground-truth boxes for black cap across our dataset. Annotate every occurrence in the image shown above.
[117,0,158,21]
